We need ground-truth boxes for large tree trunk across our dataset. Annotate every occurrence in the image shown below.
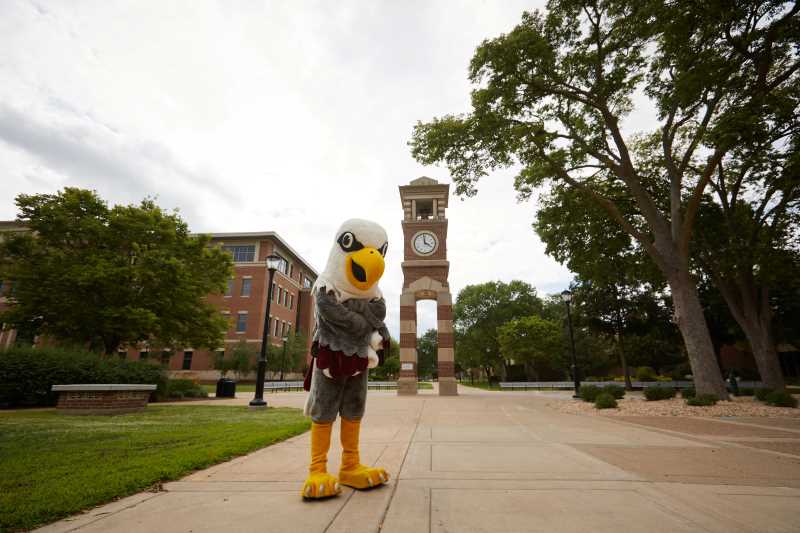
[716,278,785,390]
[668,268,729,399]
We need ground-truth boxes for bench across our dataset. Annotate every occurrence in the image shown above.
[498,381,700,391]
[368,381,398,390]
[52,384,157,415]
[263,381,304,393]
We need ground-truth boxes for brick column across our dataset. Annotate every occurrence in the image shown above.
[398,290,418,395]
[437,290,457,396]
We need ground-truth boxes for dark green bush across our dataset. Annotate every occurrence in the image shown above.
[764,390,798,408]
[754,388,773,401]
[681,387,696,399]
[157,379,208,400]
[0,346,165,407]
[579,385,601,402]
[594,392,618,409]
[602,385,625,399]
[686,393,718,406]
[644,387,676,401]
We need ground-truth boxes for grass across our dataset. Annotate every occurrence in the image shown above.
[417,382,434,390]
[0,405,309,532]
[460,381,501,391]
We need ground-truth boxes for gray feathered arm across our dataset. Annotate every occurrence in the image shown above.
[316,289,375,339]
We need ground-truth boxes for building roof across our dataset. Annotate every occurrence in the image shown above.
[204,231,318,276]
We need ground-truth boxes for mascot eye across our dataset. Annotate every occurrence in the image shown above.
[337,231,363,252]
[379,242,388,256]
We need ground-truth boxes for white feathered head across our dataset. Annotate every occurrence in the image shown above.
[314,219,388,301]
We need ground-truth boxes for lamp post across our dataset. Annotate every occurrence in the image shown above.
[561,290,580,398]
[250,253,282,409]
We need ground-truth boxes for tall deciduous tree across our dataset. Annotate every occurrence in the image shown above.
[411,1,798,396]
[497,315,562,380]
[0,188,232,354]
[416,329,438,379]
[453,280,543,379]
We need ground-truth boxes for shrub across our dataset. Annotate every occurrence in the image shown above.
[635,366,658,381]
[154,379,208,401]
[594,393,618,409]
[681,387,696,399]
[644,387,676,401]
[764,390,798,408]
[656,375,673,382]
[686,393,719,406]
[579,385,601,402]
[735,387,754,397]
[0,346,166,408]
[754,388,773,401]
[602,385,625,399]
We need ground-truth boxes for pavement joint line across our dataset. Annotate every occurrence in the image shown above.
[708,417,800,435]
[376,398,426,532]
[592,415,800,461]
[55,493,164,532]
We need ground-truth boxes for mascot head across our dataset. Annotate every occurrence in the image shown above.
[315,219,388,301]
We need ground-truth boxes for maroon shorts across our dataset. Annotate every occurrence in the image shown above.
[304,344,368,391]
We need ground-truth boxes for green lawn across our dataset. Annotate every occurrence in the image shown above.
[417,382,434,390]
[0,405,309,532]
[460,381,501,391]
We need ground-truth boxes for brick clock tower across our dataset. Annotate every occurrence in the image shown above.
[397,177,457,396]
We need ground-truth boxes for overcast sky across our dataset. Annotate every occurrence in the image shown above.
[0,0,574,337]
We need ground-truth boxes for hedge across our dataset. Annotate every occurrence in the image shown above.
[644,386,676,401]
[0,346,166,408]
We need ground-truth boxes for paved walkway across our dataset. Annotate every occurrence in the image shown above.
[39,386,800,533]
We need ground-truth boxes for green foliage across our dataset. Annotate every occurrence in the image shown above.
[644,387,676,401]
[735,387,755,397]
[635,366,658,381]
[0,188,232,354]
[594,393,618,409]
[453,280,543,378]
[0,346,165,407]
[764,390,798,408]
[370,338,400,380]
[498,315,562,380]
[754,388,773,401]
[156,379,208,400]
[265,333,308,378]
[686,394,719,406]
[681,387,696,399]
[0,406,310,531]
[579,385,601,403]
[417,329,438,379]
[602,384,625,399]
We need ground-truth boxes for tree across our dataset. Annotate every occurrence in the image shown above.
[370,338,400,381]
[497,315,562,380]
[416,329,438,379]
[411,2,798,396]
[227,340,256,380]
[0,188,232,354]
[267,333,309,380]
[453,281,543,379]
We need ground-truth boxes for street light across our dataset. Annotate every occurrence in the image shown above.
[250,253,282,409]
[561,289,580,399]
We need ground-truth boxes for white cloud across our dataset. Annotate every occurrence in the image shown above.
[0,0,572,338]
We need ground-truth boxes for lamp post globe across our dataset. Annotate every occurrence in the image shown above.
[250,253,282,408]
[561,290,580,399]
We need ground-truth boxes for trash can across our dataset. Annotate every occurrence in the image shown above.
[215,378,237,398]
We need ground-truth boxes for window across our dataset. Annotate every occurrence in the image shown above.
[289,264,294,278]
[303,276,313,289]
[236,312,248,333]
[282,289,288,306]
[118,349,126,360]
[225,278,234,297]
[278,287,284,305]
[286,323,291,336]
[161,351,171,366]
[273,253,289,275]
[272,282,277,301]
[140,350,149,361]
[222,245,255,262]
[282,321,287,337]
[288,294,293,310]
[240,278,252,297]
[182,351,193,370]
[274,318,280,337]
[214,350,225,367]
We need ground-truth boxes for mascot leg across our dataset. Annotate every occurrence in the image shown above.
[301,421,341,499]
[338,417,389,489]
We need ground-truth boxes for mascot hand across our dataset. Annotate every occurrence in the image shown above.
[367,347,379,369]
[302,472,341,499]
[369,330,383,351]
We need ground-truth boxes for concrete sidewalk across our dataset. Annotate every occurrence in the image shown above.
[38,385,800,533]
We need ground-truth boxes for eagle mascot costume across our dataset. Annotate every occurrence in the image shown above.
[302,219,391,499]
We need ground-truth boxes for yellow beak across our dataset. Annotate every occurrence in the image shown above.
[345,247,385,291]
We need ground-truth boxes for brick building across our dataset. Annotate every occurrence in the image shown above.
[121,231,318,381]
[0,225,318,380]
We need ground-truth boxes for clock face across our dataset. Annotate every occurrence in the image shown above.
[413,231,437,255]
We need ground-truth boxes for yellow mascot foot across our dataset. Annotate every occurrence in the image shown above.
[302,472,341,499]
[338,465,389,490]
